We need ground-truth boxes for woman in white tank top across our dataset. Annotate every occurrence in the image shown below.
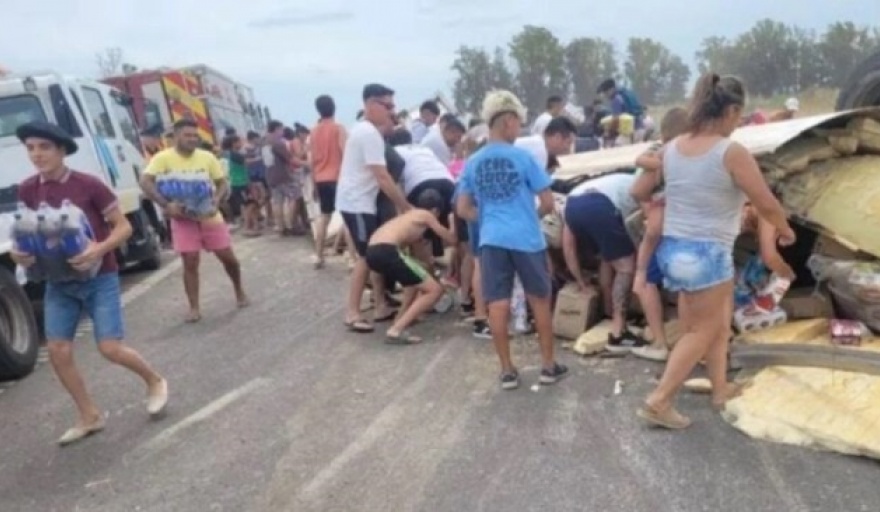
[631,74,795,429]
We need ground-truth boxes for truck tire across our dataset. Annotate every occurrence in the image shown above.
[836,49,880,110]
[0,267,39,381]
[140,225,163,271]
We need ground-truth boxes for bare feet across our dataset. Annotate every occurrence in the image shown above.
[237,294,250,308]
[185,310,202,323]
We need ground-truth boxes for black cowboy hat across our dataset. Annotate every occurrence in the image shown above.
[16,120,78,155]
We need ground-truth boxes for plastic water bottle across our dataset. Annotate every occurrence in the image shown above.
[11,202,40,255]
[59,200,90,257]
[37,202,63,254]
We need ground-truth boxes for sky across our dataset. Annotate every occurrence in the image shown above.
[3,0,879,126]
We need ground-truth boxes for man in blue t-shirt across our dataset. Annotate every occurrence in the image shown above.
[456,90,568,391]
[598,79,645,146]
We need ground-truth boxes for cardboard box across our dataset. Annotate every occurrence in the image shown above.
[812,235,866,261]
[553,284,600,340]
[779,287,834,320]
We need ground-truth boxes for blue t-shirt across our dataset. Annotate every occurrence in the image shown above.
[458,142,551,252]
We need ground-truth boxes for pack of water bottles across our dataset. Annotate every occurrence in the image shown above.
[11,200,98,282]
[155,173,215,218]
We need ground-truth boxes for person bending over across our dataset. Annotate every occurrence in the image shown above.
[365,189,456,344]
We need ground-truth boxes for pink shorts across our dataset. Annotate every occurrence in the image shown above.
[171,218,232,253]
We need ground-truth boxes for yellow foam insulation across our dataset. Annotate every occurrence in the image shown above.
[573,320,612,355]
[778,155,880,258]
[724,320,880,459]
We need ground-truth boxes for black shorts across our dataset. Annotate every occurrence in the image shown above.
[230,185,251,216]
[365,244,429,287]
[341,212,378,257]
[316,182,337,215]
[407,179,455,257]
[454,214,469,244]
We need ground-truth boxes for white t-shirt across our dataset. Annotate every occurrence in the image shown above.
[570,173,638,217]
[335,121,387,214]
[515,135,548,171]
[531,112,553,135]
[395,144,452,196]
[422,129,452,166]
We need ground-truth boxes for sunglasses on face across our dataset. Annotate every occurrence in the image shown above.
[372,99,395,111]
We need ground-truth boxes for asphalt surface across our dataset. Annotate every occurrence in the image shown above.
[0,233,877,512]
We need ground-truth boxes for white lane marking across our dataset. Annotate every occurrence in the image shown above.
[136,377,269,456]
[298,342,455,501]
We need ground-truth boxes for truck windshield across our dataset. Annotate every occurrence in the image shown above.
[0,94,47,137]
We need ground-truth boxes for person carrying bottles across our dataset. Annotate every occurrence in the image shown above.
[11,121,168,446]
[139,118,249,323]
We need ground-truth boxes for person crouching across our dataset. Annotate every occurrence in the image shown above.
[365,189,457,345]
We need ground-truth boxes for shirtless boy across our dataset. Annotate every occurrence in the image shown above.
[365,189,456,345]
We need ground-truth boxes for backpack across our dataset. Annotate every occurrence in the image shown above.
[618,88,644,118]
[261,143,275,167]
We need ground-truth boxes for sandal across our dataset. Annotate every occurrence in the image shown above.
[385,331,423,345]
[374,310,398,323]
[711,382,746,411]
[637,403,692,430]
[345,319,374,333]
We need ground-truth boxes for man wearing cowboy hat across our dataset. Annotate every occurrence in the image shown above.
[12,121,168,446]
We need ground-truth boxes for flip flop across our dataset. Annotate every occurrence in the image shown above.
[636,403,692,430]
[385,331,423,345]
[345,319,374,333]
[374,310,398,323]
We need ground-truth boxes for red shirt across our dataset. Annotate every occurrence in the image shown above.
[18,170,120,274]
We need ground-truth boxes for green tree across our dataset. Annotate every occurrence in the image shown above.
[490,47,515,93]
[731,19,797,96]
[819,21,880,88]
[625,38,690,105]
[695,36,741,76]
[508,25,570,118]
[565,37,618,105]
[450,46,494,115]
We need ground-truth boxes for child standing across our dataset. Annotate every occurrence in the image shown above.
[630,107,688,362]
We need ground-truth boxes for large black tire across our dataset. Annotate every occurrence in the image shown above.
[836,50,880,110]
[139,225,163,271]
[0,267,39,381]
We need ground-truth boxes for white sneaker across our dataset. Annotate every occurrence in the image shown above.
[632,345,669,362]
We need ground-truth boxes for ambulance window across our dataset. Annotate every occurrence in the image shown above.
[82,87,116,138]
[48,84,84,138]
[109,92,140,147]
[0,95,47,137]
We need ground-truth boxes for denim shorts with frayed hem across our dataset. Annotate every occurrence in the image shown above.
[44,272,125,342]
[656,236,734,293]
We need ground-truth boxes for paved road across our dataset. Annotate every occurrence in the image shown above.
[0,234,877,512]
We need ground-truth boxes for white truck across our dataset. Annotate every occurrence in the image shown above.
[0,71,165,379]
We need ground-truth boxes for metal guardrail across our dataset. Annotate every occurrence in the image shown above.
[730,343,880,376]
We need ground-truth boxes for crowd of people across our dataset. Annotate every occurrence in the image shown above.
[10,69,804,445]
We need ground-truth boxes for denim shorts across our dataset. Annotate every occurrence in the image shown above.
[44,272,125,342]
[656,236,734,292]
[564,192,635,261]
[646,251,663,286]
[480,246,551,303]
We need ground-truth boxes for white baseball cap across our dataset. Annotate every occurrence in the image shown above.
[785,97,800,112]
[481,90,527,125]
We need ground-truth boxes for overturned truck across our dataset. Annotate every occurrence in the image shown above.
[552,82,880,457]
